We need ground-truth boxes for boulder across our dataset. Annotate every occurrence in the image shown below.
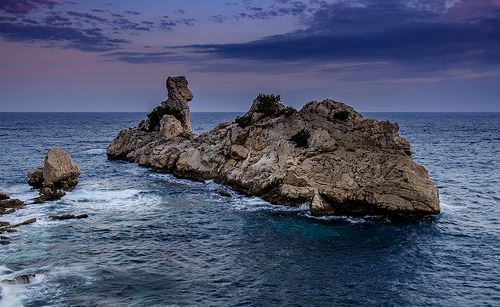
[43,148,81,189]
[107,76,440,217]
[27,148,81,203]
[0,193,9,200]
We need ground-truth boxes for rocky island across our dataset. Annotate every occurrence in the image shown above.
[107,76,440,216]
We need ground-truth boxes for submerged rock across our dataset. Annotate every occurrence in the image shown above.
[107,76,440,217]
[1,274,36,285]
[49,214,88,220]
[216,189,232,197]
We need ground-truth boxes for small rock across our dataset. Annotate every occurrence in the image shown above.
[0,193,9,200]
[0,209,16,215]
[0,240,9,245]
[0,222,10,227]
[34,189,66,204]
[0,199,24,209]
[49,214,88,220]
[11,218,37,228]
[1,274,36,285]
[216,189,232,197]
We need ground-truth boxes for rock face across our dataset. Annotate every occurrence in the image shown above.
[162,76,193,133]
[107,76,440,216]
[27,148,81,202]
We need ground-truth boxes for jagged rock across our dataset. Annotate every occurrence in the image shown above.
[49,214,88,220]
[1,274,36,285]
[107,77,440,217]
[0,193,9,200]
[161,76,193,133]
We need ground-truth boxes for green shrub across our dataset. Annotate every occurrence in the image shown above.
[290,129,310,148]
[235,116,253,128]
[279,106,297,118]
[255,93,281,116]
[147,105,183,132]
[333,110,350,120]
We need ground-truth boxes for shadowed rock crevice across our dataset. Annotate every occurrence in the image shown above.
[107,76,440,217]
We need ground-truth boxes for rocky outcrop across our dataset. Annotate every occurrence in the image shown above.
[27,148,81,202]
[107,76,440,216]
[162,76,194,133]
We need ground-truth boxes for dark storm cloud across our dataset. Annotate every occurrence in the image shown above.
[102,51,190,64]
[192,1,500,71]
[0,22,129,51]
[0,0,57,14]
[0,1,195,52]
[215,0,309,22]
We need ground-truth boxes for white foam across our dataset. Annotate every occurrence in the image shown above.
[0,284,27,307]
[83,148,106,155]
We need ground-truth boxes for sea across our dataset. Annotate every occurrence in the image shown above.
[0,112,499,306]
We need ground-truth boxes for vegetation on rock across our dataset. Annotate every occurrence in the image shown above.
[147,106,183,132]
[290,129,310,148]
[333,110,350,120]
[235,116,253,128]
[279,106,297,118]
[255,93,281,116]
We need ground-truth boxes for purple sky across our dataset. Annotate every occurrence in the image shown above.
[1,0,499,112]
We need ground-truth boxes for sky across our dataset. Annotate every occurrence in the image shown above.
[1,0,499,112]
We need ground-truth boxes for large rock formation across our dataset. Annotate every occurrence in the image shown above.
[107,76,440,216]
[27,148,81,202]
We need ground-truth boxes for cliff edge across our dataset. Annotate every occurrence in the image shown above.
[107,76,440,216]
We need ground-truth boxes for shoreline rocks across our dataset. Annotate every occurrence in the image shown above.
[107,76,440,217]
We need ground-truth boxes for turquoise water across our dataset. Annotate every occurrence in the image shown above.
[0,112,499,306]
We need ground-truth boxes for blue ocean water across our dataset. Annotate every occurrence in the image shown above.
[0,112,499,306]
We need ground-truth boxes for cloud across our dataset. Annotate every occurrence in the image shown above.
[187,0,500,74]
[0,1,195,52]
[0,22,129,51]
[214,0,311,22]
[0,0,57,14]
[102,51,190,64]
